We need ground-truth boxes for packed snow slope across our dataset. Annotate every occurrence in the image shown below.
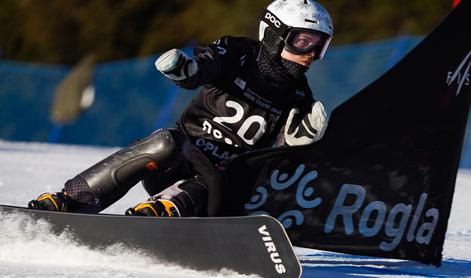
[0,140,469,277]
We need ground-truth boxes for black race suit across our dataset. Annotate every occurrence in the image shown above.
[62,36,317,217]
[176,36,315,165]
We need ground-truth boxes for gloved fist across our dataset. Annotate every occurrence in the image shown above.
[155,49,198,81]
[284,101,328,146]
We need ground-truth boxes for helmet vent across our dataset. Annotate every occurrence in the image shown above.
[305,19,319,24]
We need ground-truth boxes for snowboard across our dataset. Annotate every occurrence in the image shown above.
[0,205,301,278]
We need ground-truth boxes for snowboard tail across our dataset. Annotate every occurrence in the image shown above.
[0,205,301,278]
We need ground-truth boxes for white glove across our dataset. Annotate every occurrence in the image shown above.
[284,101,328,146]
[155,49,198,81]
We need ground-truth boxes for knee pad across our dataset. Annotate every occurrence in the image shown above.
[66,129,191,210]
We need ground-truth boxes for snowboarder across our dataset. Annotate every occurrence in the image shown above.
[29,0,334,217]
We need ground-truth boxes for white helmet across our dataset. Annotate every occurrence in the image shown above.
[259,0,333,60]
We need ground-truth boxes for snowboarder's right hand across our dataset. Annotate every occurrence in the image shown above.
[155,49,198,81]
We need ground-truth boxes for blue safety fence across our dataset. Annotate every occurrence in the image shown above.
[2,36,471,167]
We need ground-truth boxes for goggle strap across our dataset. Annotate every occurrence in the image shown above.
[260,9,290,37]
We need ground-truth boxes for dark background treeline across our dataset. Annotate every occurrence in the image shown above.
[0,0,452,64]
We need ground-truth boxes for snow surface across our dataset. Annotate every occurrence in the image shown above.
[0,140,469,277]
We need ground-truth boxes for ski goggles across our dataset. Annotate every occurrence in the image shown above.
[283,29,331,59]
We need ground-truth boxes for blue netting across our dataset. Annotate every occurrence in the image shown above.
[2,35,470,166]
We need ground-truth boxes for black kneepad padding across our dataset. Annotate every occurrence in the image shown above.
[76,129,190,209]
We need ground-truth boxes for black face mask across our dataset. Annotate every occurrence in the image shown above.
[257,45,291,87]
[257,45,308,88]
[281,57,309,79]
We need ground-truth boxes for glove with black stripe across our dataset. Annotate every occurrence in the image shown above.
[155,49,198,81]
[284,101,328,146]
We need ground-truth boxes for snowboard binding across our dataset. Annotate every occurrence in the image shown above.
[28,190,71,212]
[125,198,181,217]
